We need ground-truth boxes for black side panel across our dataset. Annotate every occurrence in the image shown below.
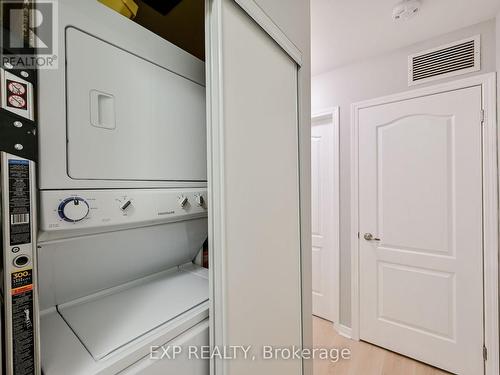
[0,111,37,162]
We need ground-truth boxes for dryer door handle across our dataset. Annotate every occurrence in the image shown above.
[90,90,116,130]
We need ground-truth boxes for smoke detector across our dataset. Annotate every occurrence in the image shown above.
[392,0,421,21]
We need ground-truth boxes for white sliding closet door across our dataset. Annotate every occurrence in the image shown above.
[207,1,303,374]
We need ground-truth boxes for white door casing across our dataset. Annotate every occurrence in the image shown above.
[311,109,339,323]
[352,81,496,375]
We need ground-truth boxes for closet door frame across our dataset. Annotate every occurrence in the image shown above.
[205,1,312,374]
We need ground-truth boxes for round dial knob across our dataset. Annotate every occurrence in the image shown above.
[58,197,90,223]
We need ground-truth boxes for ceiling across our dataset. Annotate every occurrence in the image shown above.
[311,0,500,75]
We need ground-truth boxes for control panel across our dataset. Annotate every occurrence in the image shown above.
[39,189,207,235]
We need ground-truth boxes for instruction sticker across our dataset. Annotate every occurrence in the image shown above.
[8,159,31,246]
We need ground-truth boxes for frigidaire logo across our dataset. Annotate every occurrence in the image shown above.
[1,0,59,69]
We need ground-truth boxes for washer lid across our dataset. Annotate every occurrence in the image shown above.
[58,268,208,361]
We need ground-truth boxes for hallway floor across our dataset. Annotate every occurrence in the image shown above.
[313,317,452,375]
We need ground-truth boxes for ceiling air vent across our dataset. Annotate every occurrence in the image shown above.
[408,35,480,86]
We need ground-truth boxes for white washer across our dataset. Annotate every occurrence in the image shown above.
[37,189,209,375]
[40,268,209,375]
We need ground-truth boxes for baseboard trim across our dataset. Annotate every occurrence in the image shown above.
[334,323,352,339]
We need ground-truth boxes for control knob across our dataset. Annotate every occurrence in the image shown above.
[195,194,205,207]
[58,197,90,223]
[120,199,132,211]
[178,196,189,208]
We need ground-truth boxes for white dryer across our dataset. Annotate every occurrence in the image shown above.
[38,0,207,190]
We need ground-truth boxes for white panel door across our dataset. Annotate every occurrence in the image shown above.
[311,115,338,322]
[207,1,302,374]
[359,86,484,374]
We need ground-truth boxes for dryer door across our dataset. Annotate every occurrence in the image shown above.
[65,27,207,182]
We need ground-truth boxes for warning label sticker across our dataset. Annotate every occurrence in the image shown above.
[11,269,35,375]
[6,80,28,110]
[8,160,31,246]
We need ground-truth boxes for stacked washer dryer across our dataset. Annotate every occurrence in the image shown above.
[37,1,209,374]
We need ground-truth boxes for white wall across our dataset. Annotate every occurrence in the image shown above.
[312,19,497,327]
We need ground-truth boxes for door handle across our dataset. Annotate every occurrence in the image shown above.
[363,233,381,241]
[90,90,116,130]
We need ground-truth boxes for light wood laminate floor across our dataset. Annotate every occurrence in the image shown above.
[313,317,453,375]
